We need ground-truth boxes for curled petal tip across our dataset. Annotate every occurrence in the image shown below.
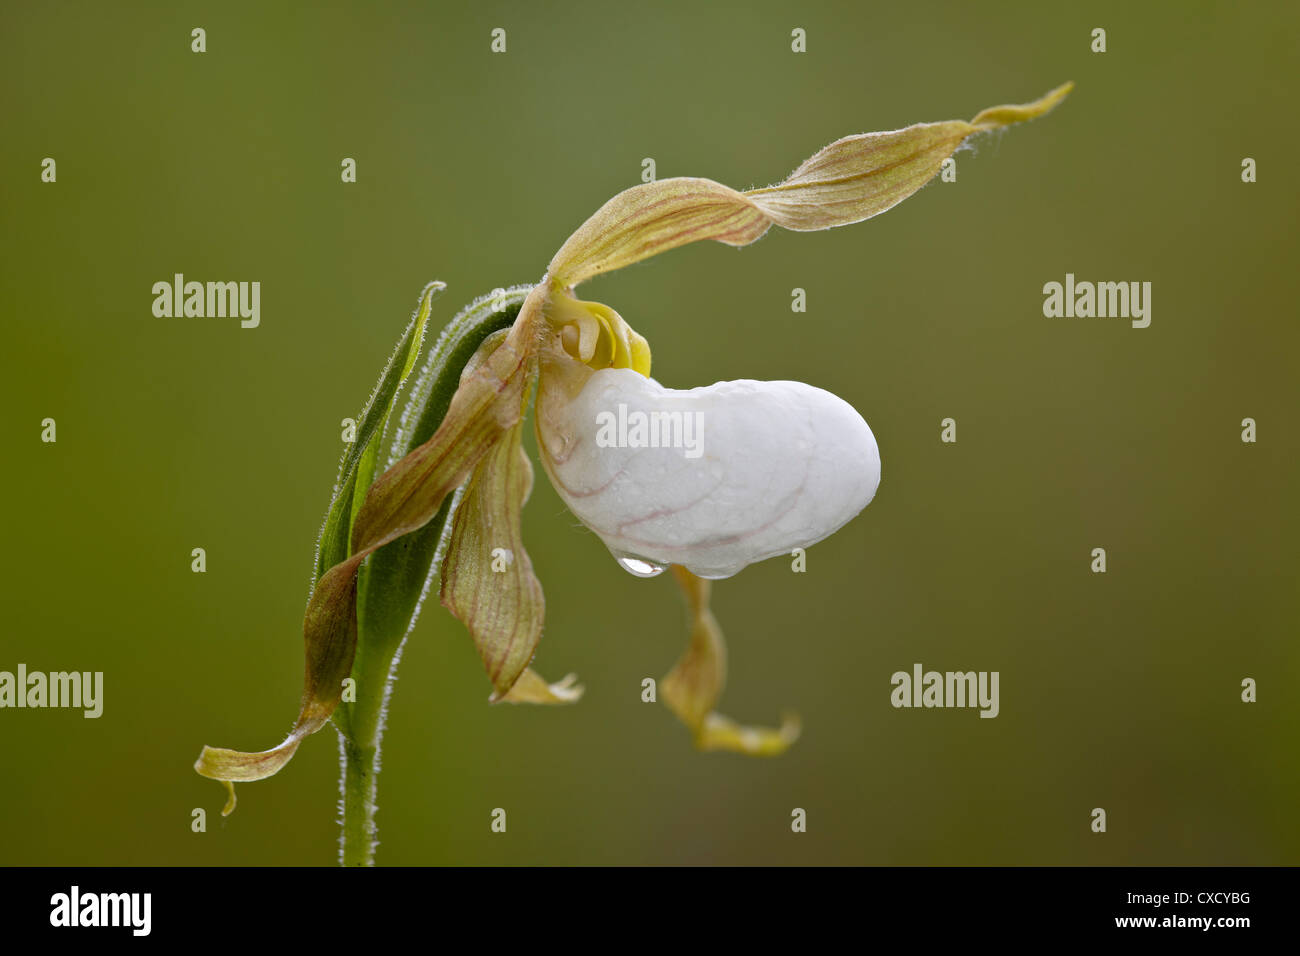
[219,781,237,817]
[696,711,802,756]
[492,668,585,705]
[970,81,1074,129]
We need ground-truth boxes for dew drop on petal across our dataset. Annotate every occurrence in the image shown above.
[614,553,666,578]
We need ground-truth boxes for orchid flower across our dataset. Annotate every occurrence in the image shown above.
[195,83,1071,864]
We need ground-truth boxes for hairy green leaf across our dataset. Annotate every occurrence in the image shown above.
[315,281,444,582]
[355,286,530,653]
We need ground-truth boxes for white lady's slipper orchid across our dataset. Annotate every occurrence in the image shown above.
[536,365,881,580]
[198,84,1072,818]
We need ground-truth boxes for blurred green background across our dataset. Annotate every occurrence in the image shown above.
[2,0,1296,865]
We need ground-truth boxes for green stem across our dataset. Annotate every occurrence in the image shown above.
[339,735,379,866]
[337,632,402,867]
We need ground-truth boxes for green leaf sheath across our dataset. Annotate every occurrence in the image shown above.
[332,287,526,742]
[315,281,443,583]
[353,286,530,658]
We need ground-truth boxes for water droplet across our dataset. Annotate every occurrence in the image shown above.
[692,567,739,581]
[614,554,666,578]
